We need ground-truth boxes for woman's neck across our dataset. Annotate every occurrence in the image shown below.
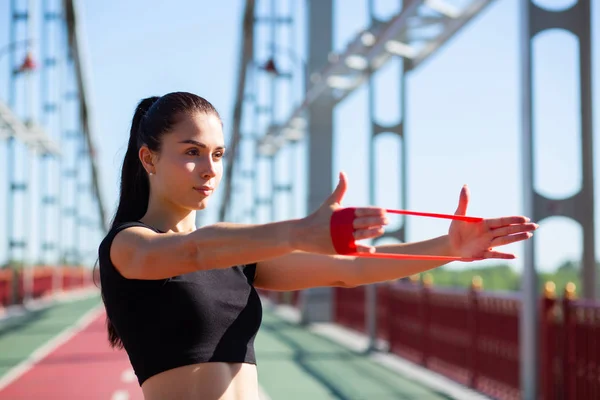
[141,196,197,233]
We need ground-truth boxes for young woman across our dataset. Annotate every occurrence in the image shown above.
[98,91,538,400]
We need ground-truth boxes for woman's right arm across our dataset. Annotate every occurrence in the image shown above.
[110,220,303,280]
[109,172,388,280]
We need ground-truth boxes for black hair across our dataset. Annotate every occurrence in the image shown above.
[101,91,221,349]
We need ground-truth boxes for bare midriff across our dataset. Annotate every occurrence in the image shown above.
[141,362,260,400]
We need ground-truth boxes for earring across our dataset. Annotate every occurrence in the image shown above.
[149,172,154,176]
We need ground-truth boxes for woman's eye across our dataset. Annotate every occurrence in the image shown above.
[186,149,224,158]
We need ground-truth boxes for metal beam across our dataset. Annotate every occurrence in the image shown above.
[298,0,336,325]
[218,0,256,222]
[257,0,496,155]
[222,0,498,220]
[0,99,61,156]
[520,1,594,398]
[62,0,107,232]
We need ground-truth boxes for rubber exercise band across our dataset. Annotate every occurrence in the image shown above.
[330,207,485,262]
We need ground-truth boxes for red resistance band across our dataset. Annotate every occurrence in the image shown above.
[330,207,485,262]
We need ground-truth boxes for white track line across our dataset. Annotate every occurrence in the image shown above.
[0,303,105,391]
[120,368,136,383]
[110,389,130,400]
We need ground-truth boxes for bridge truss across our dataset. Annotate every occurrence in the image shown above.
[220,0,594,398]
[1,0,107,297]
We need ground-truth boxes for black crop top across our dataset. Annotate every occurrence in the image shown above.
[98,221,263,385]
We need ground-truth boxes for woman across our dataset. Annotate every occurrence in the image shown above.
[98,92,538,400]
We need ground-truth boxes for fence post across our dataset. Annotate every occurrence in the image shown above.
[421,273,433,367]
[563,282,577,400]
[0,270,11,311]
[52,264,63,295]
[378,283,390,343]
[469,275,483,389]
[539,281,557,400]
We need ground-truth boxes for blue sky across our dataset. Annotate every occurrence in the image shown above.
[0,0,598,276]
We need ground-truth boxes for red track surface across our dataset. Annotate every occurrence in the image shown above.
[0,311,144,399]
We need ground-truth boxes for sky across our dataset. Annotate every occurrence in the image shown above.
[0,0,599,277]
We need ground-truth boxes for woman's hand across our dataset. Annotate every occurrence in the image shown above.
[448,185,539,259]
[291,172,388,254]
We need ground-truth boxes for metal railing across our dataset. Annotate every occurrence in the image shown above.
[260,277,600,400]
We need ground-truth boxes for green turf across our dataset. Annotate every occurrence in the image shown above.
[255,311,452,400]
[0,294,102,379]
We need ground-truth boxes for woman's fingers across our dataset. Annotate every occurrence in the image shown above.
[353,226,385,241]
[353,215,389,229]
[482,250,516,259]
[490,222,538,237]
[355,244,376,253]
[353,207,387,218]
[488,222,538,247]
[352,211,388,241]
[486,216,530,229]
[490,232,533,247]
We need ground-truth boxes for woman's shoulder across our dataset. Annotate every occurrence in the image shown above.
[98,221,160,261]
[98,221,168,285]
[101,220,151,242]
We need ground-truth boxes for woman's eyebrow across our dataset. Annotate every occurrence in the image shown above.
[178,139,226,150]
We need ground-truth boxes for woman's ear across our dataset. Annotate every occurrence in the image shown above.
[139,145,156,175]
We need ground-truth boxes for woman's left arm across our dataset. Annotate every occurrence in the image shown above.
[254,185,539,291]
[254,235,454,290]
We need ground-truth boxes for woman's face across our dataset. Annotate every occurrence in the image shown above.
[150,111,225,211]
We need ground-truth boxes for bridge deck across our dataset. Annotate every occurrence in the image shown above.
[0,292,476,399]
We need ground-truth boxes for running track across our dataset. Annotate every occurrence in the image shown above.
[0,293,477,399]
[0,306,143,400]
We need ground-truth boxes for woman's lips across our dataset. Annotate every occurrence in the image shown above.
[194,186,213,196]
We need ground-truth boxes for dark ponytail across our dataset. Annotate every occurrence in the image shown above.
[111,96,160,228]
[104,96,158,349]
[101,92,221,349]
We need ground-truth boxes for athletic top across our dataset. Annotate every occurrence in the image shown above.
[98,221,262,386]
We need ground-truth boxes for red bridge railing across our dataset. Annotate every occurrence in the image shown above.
[258,277,599,400]
[0,266,97,311]
[382,280,521,399]
[332,279,598,400]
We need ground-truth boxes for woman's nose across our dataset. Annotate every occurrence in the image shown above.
[201,159,217,179]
